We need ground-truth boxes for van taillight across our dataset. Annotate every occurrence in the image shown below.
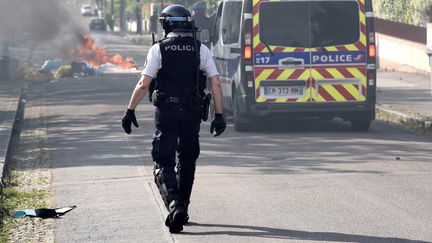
[368,44,376,58]
[244,46,252,59]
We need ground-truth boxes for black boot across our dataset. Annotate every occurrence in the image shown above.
[183,207,189,225]
[165,200,187,233]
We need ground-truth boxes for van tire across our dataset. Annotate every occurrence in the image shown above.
[234,118,250,132]
[233,92,250,132]
[351,119,371,131]
[234,117,250,132]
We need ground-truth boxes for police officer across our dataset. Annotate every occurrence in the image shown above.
[121,4,226,233]
[191,1,214,48]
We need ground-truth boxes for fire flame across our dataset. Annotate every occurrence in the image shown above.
[72,34,136,69]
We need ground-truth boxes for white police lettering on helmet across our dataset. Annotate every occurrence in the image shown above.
[165,45,195,51]
[312,54,353,63]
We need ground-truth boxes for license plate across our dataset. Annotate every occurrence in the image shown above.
[263,86,304,97]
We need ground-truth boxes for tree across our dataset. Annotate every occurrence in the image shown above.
[373,0,432,26]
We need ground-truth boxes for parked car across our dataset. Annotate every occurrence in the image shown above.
[89,18,107,31]
[211,0,377,131]
[81,4,93,16]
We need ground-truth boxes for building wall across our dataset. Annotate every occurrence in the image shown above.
[376,33,429,73]
[374,18,429,73]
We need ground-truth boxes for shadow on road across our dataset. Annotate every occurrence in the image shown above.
[185,222,429,243]
[17,78,431,176]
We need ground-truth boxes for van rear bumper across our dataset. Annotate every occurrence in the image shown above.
[242,101,375,121]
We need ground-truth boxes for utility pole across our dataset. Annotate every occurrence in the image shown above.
[120,0,125,32]
[428,6,432,96]
[136,0,142,34]
[158,0,164,39]
[111,0,114,16]
[101,0,105,18]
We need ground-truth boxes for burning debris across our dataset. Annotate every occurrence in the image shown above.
[17,33,141,81]
[71,34,138,71]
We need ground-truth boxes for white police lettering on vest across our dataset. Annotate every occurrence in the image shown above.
[165,44,195,51]
[312,54,353,63]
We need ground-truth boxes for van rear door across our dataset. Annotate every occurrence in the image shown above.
[310,1,367,103]
[253,0,367,104]
[253,1,312,104]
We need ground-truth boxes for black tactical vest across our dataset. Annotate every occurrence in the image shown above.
[157,36,201,97]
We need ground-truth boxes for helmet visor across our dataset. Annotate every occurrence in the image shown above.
[159,16,192,22]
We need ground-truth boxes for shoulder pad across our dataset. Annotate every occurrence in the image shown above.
[157,37,175,44]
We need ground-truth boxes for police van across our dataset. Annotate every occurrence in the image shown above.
[211,0,376,131]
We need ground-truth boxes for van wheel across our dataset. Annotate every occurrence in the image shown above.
[351,119,371,131]
[233,93,250,132]
[234,118,250,132]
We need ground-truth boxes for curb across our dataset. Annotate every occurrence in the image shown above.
[0,86,25,194]
[376,105,432,134]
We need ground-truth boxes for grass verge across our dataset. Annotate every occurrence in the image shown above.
[0,171,50,242]
[376,107,432,137]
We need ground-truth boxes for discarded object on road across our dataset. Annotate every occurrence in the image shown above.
[12,205,76,219]
[41,59,61,70]
[95,63,141,77]
[55,65,73,78]
[86,63,96,76]
[71,61,88,76]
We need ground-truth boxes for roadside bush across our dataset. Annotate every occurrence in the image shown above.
[374,0,432,26]
[19,64,54,82]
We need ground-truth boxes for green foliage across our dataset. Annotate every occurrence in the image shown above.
[103,0,137,23]
[103,0,219,23]
[373,0,432,26]
[188,0,218,12]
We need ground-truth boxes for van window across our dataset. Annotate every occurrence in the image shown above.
[221,2,242,44]
[259,1,360,48]
[259,2,309,48]
[310,2,359,47]
[212,1,223,44]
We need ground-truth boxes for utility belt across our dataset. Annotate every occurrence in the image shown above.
[152,90,212,121]
[163,96,181,104]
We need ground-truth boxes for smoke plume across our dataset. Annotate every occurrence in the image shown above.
[0,0,85,56]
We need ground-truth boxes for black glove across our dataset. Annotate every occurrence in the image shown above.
[122,109,139,134]
[210,113,226,137]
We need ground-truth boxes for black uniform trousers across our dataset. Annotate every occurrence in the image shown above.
[152,104,201,210]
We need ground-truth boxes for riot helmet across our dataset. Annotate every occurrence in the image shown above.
[159,4,193,33]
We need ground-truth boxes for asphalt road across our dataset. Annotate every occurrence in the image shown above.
[377,70,432,118]
[29,32,432,242]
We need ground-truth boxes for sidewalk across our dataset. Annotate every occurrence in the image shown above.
[376,70,432,132]
[0,80,22,190]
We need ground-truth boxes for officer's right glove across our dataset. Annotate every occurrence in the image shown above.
[122,109,139,134]
[210,113,226,137]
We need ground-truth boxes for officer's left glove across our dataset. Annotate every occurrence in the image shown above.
[210,113,226,137]
[122,109,139,134]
